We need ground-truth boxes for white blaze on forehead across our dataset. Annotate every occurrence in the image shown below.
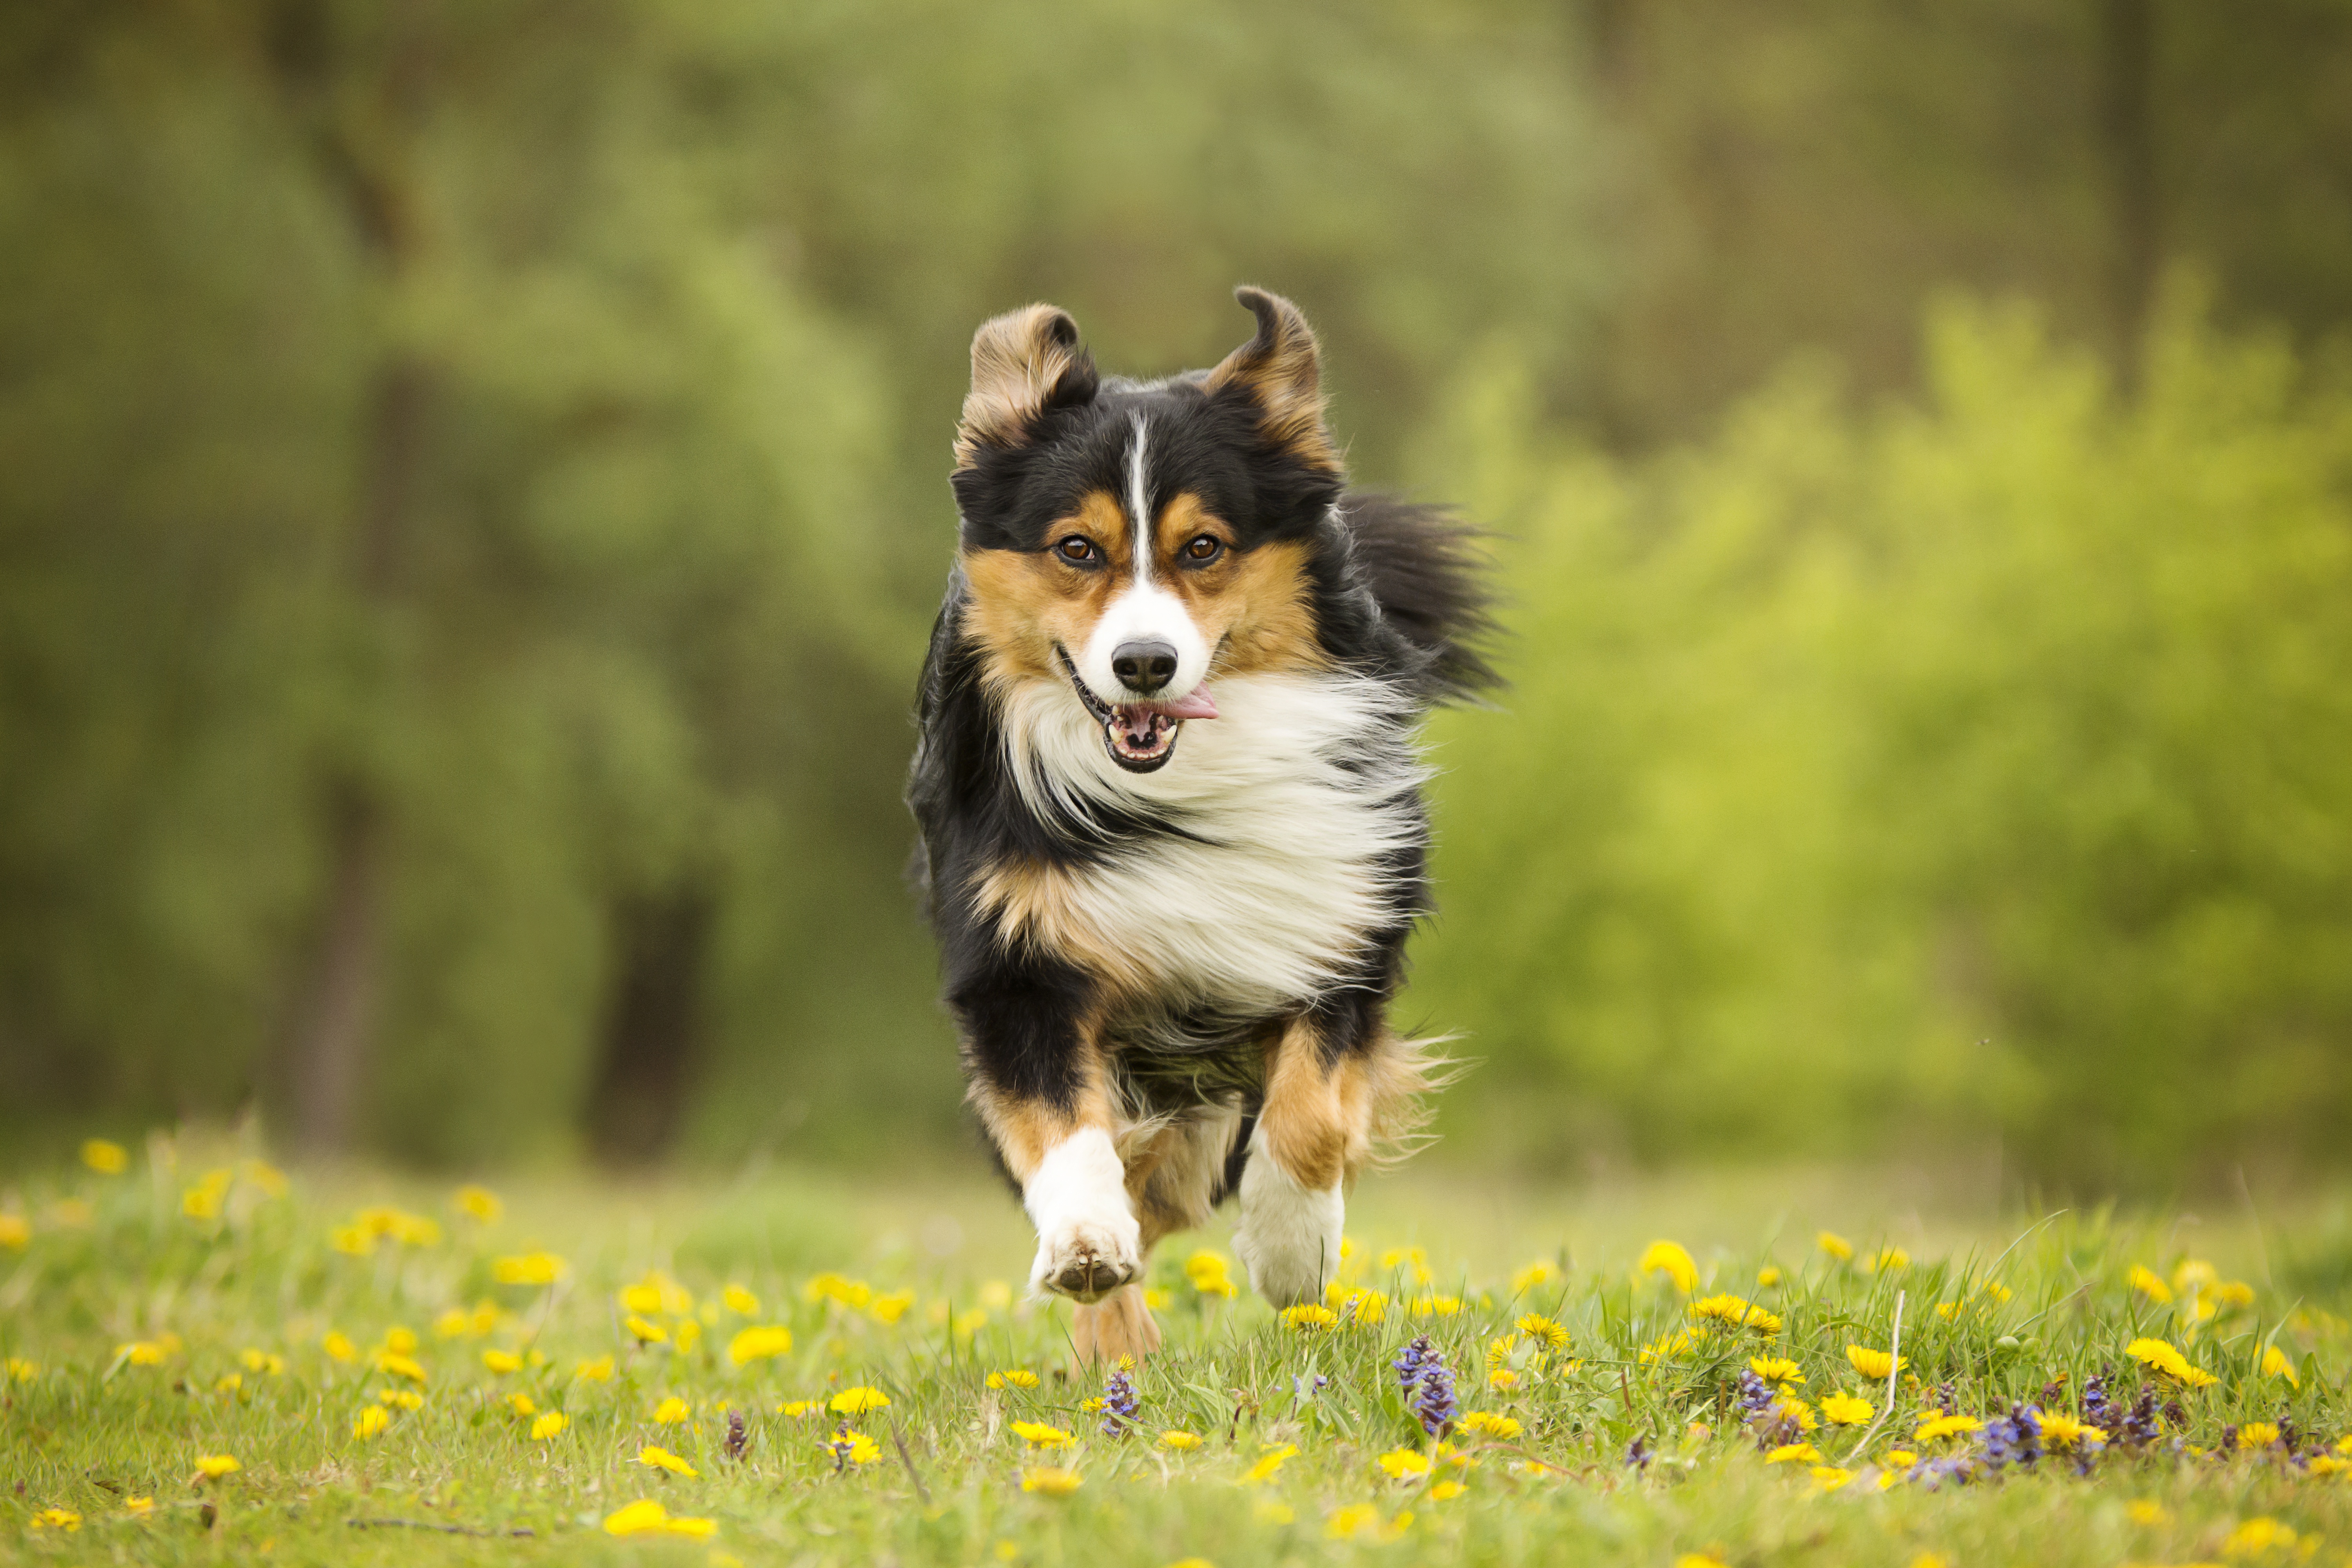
[1075,413,1212,702]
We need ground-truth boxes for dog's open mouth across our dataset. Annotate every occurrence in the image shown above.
[1057,648,1217,773]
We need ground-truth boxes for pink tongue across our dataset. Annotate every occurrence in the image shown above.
[1157,686,1218,720]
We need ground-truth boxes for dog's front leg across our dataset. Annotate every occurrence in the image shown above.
[952,956,1139,1303]
[1233,1011,1375,1307]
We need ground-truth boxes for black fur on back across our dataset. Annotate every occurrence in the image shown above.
[1337,494,1502,704]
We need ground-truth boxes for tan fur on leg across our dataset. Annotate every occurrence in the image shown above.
[1071,1283,1162,1366]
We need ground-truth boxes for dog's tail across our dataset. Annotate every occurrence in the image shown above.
[1339,493,1502,704]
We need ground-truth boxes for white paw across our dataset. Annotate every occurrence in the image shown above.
[1024,1127,1142,1303]
[1232,1130,1343,1307]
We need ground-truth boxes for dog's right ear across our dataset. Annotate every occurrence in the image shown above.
[954,304,1100,469]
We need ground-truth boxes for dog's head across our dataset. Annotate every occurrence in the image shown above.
[949,288,1345,773]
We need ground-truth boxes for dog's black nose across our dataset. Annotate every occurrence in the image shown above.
[1110,639,1178,694]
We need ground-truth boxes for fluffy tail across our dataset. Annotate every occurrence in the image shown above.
[1339,493,1502,703]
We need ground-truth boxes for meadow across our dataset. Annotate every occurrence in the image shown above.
[5,1137,2351,1567]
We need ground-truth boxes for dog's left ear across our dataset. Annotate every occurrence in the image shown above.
[1204,286,1341,473]
[955,303,1100,470]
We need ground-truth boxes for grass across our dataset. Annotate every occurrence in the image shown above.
[5,1134,2352,1567]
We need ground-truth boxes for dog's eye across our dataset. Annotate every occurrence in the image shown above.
[1183,535,1225,564]
[1054,537,1098,564]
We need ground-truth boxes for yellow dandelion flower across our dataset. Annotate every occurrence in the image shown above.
[5,1357,35,1382]
[2126,1500,2170,1526]
[81,1138,129,1174]
[719,1283,759,1315]
[652,1396,690,1424]
[29,1508,80,1532]
[374,1351,426,1384]
[1887,1450,1918,1468]
[1810,1465,1853,1490]
[830,1386,890,1415]
[451,1185,501,1223]
[1280,1304,1339,1331]
[503,1392,535,1417]
[1412,1294,1464,1316]
[1870,1247,1910,1272]
[602,1499,717,1538]
[727,1326,793,1366]
[1487,1369,1521,1391]
[2125,1336,2216,1386]
[192,1454,240,1480]
[1845,1345,1902,1380]
[639,1445,698,1477]
[214,1372,243,1394]
[1243,1443,1299,1482]
[377,1387,423,1410]
[2222,1519,2298,1557]
[2238,1422,2281,1450]
[1459,1412,1523,1439]
[1816,1231,1853,1261]
[124,1497,154,1517]
[1691,1294,1781,1334]
[1820,1392,1873,1425]
[988,1369,1042,1390]
[869,1289,916,1325]
[329,1225,376,1257]
[1516,1313,1571,1349]
[1637,1241,1698,1293]
[1326,1285,1387,1324]
[1749,1356,1804,1387]
[530,1411,568,1440]
[1510,1260,1560,1294]
[1430,1479,1466,1502]
[2260,1345,2298,1386]
[321,1330,357,1364]
[1756,1265,1782,1287]
[1377,1448,1432,1479]
[1011,1420,1073,1447]
[353,1405,390,1439]
[1914,1415,1982,1442]
[1676,1557,1729,1568]
[1766,1443,1821,1464]
[433,1309,470,1339]
[483,1349,522,1375]
[492,1252,564,1286]
[1160,1429,1203,1450]
[118,1340,166,1367]
[568,1354,612,1382]
[624,1314,668,1345]
[2039,1413,2106,1449]
[803,1272,874,1309]
[1020,1466,1082,1496]
[2128,1265,2173,1303]
[2216,1280,2255,1308]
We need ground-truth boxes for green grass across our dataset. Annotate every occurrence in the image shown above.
[5,1137,2351,1567]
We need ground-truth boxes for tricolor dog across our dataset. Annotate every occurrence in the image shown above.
[908,287,1495,1362]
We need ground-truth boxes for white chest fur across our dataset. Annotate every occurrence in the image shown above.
[992,671,1428,1013]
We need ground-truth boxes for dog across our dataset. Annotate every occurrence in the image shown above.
[908,287,1495,1362]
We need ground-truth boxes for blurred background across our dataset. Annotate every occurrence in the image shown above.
[2,0,2348,1193]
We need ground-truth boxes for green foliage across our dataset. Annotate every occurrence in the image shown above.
[1411,297,2352,1183]
[2,1150,2349,1564]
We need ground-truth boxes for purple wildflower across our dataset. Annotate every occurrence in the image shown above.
[1102,1365,1141,1436]
[1412,1354,1459,1438]
[1394,1336,1432,1396]
[1625,1434,1653,1470]
[1978,1403,2041,1473]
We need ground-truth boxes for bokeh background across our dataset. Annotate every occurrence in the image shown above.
[4,1,2349,1192]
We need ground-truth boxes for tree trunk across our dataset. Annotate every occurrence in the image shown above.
[585,887,716,1166]
[2098,0,2159,389]
[285,785,382,1151]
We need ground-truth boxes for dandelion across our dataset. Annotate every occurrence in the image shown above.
[1510,1260,1559,1294]
[1430,1480,1466,1501]
[508,1393,537,1417]
[1691,1294,1782,1334]
[452,1185,502,1223]
[803,1272,873,1309]
[652,1396,691,1424]
[1765,1443,1821,1464]
[2237,1422,2281,1450]
[118,1340,167,1367]
[374,1351,427,1384]
[603,1500,717,1538]
[530,1411,568,1440]
[1756,1266,1782,1287]
[2216,1280,2255,1308]
[5,1357,35,1381]
[2127,1501,2171,1526]
[1487,1369,1520,1391]
[1637,1241,1698,1293]
[1820,1392,1873,1425]
[2128,1265,2173,1303]
[29,1508,80,1532]
[574,1355,614,1381]
[727,1326,793,1366]
[2038,1412,2106,1449]
[82,1138,129,1174]
[192,1454,241,1480]
[123,1497,153,1517]
[0,1214,31,1250]
[830,1386,890,1415]
[988,1370,1041,1389]
[2126,1336,2218,1387]
[1021,1466,1083,1496]
[1011,1420,1073,1447]
[639,1445,698,1477]
[1809,1466,1853,1491]
[182,1169,230,1219]
[1816,1231,1853,1261]
[1327,1285,1386,1324]
[1244,1444,1299,1483]
[1749,1356,1804,1387]
[1160,1430,1203,1450]
[1870,1247,1910,1271]
[354,1405,390,1439]
[1459,1412,1523,1439]
[2260,1345,2298,1386]
[1914,1415,1982,1442]
[721,1284,760,1315]
[870,1289,916,1324]
[1411,1294,1465,1316]
[1382,1245,1433,1283]
[1280,1303,1339,1331]
[1845,1345,1903,1380]
[625,1314,669,1345]
[492,1252,565,1286]
[1377,1447,1432,1479]
[2221,1519,2298,1557]
[483,1349,521,1374]
[1516,1313,1571,1349]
